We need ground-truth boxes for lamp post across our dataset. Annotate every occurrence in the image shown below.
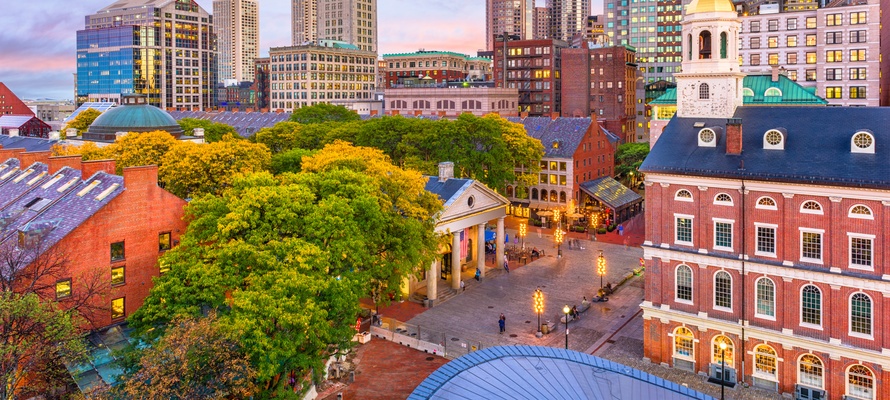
[597,250,606,294]
[562,305,570,349]
[719,341,727,400]
[533,288,544,333]
[519,222,527,250]
[554,227,564,258]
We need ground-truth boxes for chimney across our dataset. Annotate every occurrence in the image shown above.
[19,151,51,168]
[66,128,78,138]
[48,155,83,174]
[82,159,117,178]
[123,165,159,190]
[550,111,560,120]
[726,118,743,155]
[8,129,19,137]
[193,128,205,138]
[437,161,454,183]
[49,131,61,141]
[771,65,780,82]
[370,109,379,116]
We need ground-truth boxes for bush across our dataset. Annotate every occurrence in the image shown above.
[571,225,586,233]
[530,218,543,227]
[607,224,617,232]
[597,228,607,234]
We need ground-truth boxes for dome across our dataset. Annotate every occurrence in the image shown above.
[84,95,183,142]
[686,0,735,14]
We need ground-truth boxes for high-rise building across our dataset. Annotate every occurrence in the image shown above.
[547,0,590,42]
[486,0,535,51]
[316,0,377,52]
[292,0,317,45]
[493,39,568,116]
[586,15,607,44]
[534,6,550,39]
[214,0,259,83]
[76,0,216,109]
[604,0,687,83]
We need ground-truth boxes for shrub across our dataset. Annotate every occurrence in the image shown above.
[607,224,617,232]
[597,228,607,234]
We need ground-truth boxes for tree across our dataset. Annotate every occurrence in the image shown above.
[271,148,316,174]
[289,103,360,124]
[101,131,183,174]
[130,142,441,391]
[109,313,257,399]
[177,118,238,143]
[51,141,108,160]
[62,108,102,138]
[614,142,650,187]
[159,135,272,199]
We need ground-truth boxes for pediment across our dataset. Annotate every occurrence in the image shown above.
[436,181,509,225]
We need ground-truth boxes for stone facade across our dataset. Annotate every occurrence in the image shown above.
[383,87,518,118]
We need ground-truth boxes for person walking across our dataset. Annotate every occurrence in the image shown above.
[460,280,466,292]
[498,314,506,334]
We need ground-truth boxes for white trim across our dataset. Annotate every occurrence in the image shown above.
[796,353,825,390]
[713,192,733,205]
[674,213,694,246]
[763,129,785,150]
[675,189,694,202]
[800,200,824,215]
[675,264,694,305]
[848,204,874,220]
[847,233,875,271]
[713,219,734,252]
[800,284,823,329]
[754,223,778,258]
[845,364,876,400]
[799,228,824,264]
[850,131,875,154]
[754,276,777,321]
[848,292,874,340]
[713,270,733,312]
[755,196,778,210]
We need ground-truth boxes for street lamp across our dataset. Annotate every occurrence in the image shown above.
[597,250,606,295]
[533,288,544,333]
[554,228,564,258]
[553,209,561,228]
[562,305,570,350]
[519,222,527,250]
[719,341,727,400]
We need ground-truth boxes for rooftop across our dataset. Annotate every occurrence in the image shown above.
[650,74,827,106]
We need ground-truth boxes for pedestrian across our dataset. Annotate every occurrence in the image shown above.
[504,259,510,273]
[474,268,481,281]
[498,314,506,334]
[460,280,466,292]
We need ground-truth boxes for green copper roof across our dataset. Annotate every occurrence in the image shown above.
[316,39,359,50]
[650,74,828,106]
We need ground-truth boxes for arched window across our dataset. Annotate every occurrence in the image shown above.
[675,189,693,201]
[754,344,778,378]
[559,191,566,203]
[699,30,712,59]
[847,365,874,400]
[676,265,693,302]
[800,201,823,214]
[712,335,734,365]
[673,326,695,359]
[540,189,548,201]
[763,129,785,150]
[698,128,716,146]
[756,196,777,210]
[743,88,754,97]
[549,191,558,202]
[801,285,822,326]
[764,87,782,97]
[700,83,710,100]
[687,34,693,60]
[851,131,875,154]
[755,278,776,318]
[798,354,824,389]
[850,293,872,336]
[531,188,538,200]
[506,186,514,198]
[714,271,732,309]
[720,32,728,58]
[714,193,733,205]
[849,205,873,219]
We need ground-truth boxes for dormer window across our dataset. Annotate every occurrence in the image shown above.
[743,88,754,97]
[851,131,874,154]
[800,201,823,215]
[763,129,785,150]
[764,88,782,97]
[675,189,693,202]
[698,128,716,147]
[551,140,560,149]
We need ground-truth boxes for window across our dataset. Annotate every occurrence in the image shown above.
[714,220,733,250]
[800,201,822,214]
[798,354,824,389]
[826,13,842,26]
[826,50,843,62]
[756,225,776,256]
[768,53,779,65]
[743,88,755,97]
[714,271,732,309]
[699,83,709,99]
[110,241,124,261]
[676,216,693,245]
[750,54,761,66]
[850,293,872,336]
[847,365,874,400]
[712,336,734,365]
[699,128,716,146]
[849,235,873,269]
[850,87,867,99]
[111,297,125,319]
[56,279,72,299]
[826,68,842,81]
[754,345,778,379]
[849,205,872,218]
[801,230,823,262]
[111,266,125,286]
[755,278,775,318]
[749,37,761,49]
[849,30,866,43]
[787,18,798,30]
[825,31,842,44]
[756,196,777,210]
[673,326,694,359]
[851,132,874,152]
[767,37,778,48]
[806,17,816,29]
[850,11,866,25]
[676,265,693,302]
[159,232,171,251]
[765,88,781,97]
[805,52,816,64]
[749,21,760,33]
[801,284,822,326]
[675,189,693,201]
[786,36,797,47]
[805,35,816,46]
[767,19,778,31]
[763,130,784,149]
[826,86,842,99]
[850,68,867,80]
[850,49,866,61]
[714,193,732,205]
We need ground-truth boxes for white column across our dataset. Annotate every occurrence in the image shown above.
[452,231,462,290]
[428,259,438,302]
[476,223,485,277]
[496,217,505,273]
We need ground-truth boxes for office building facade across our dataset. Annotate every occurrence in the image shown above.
[317,0,377,52]
[603,0,686,83]
[486,0,535,51]
[493,39,568,116]
[382,51,492,88]
[547,0,590,42]
[292,0,318,45]
[214,0,259,83]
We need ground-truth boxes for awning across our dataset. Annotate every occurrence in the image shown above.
[578,177,643,211]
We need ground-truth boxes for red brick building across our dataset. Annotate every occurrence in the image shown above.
[0,149,186,329]
[382,51,491,88]
[560,43,637,142]
[0,82,35,116]
[493,39,568,116]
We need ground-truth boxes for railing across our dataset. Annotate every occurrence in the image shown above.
[370,316,484,360]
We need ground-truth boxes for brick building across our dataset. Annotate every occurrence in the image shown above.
[0,148,187,329]
[560,43,638,142]
[382,51,492,88]
[493,39,568,117]
[0,83,35,116]
[641,1,890,398]
[383,86,519,117]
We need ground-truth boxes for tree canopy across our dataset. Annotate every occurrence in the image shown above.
[177,118,239,142]
[158,136,272,199]
[62,108,102,138]
[289,103,361,124]
[129,142,442,386]
[614,142,649,187]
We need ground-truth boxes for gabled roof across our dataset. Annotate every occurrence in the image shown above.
[0,83,34,116]
[641,107,890,189]
[424,177,473,207]
[506,117,592,158]
[0,115,40,129]
[650,74,827,106]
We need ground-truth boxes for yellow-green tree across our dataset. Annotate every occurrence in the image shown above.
[50,141,108,160]
[101,131,183,174]
[159,136,271,198]
[62,108,102,137]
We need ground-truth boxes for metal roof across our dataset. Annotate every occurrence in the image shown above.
[579,176,644,210]
[0,115,39,129]
[424,177,473,207]
[650,74,827,106]
[409,345,714,400]
[63,102,116,123]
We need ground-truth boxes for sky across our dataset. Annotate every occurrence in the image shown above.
[0,0,600,101]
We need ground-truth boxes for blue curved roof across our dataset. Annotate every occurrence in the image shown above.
[89,104,179,130]
[409,345,714,399]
